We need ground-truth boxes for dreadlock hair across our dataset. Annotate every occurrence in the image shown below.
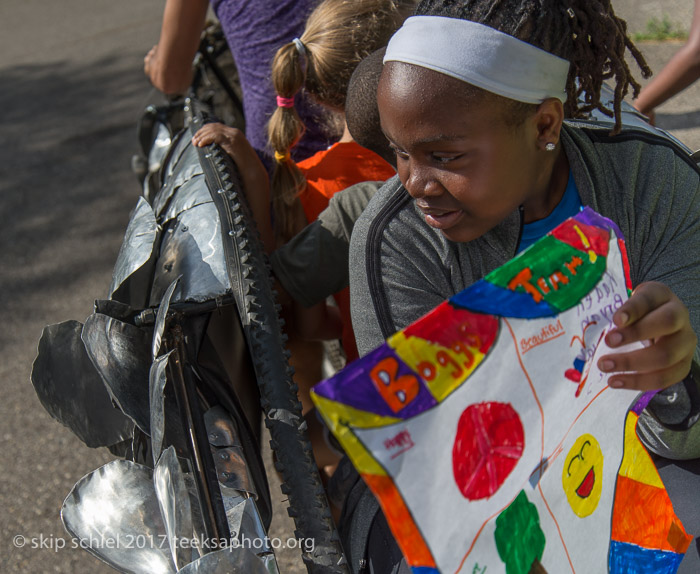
[268,0,416,241]
[414,0,652,134]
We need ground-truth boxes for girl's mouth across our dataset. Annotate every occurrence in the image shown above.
[423,209,464,230]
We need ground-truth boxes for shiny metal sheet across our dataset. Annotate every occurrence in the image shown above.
[61,460,176,574]
[150,351,173,464]
[109,197,160,309]
[160,174,211,226]
[219,487,246,521]
[148,121,173,174]
[152,277,180,360]
[154,447,195,570]
[184,472,207,550]
[176,547,270,574]
[225,498,268,551]
[154,147,204,219]
[163,130,195,182]
[261,553,281,574]
[213,447,255,496]
[31,320,134,448]
[221,497,278,573]
[149,203,230,306]
[82,314,152,434]
[204,406,242,448]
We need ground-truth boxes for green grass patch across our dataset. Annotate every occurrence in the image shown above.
[632,14,689,42]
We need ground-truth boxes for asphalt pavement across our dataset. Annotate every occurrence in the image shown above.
[0,1,699,573]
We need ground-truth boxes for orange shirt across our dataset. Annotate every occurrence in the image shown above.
[298,141,395,223]
[297,141,395,362]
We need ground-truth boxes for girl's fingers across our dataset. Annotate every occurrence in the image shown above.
[192,127,217,146]
[612,281,672,329]
[605,297,689,348]
[606,358,692,392]
[600,281,696,392]
[598,328,695,375]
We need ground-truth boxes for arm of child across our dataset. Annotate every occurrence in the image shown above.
[144,0,209,96]
[295,301,344,341]
[634,0,700,122]
[192,123,276,253]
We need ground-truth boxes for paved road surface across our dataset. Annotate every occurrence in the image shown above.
[1,1,699,573]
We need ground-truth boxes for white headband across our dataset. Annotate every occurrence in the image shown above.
[384,16,570,104]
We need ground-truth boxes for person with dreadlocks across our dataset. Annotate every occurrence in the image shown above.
[338,0,700,571]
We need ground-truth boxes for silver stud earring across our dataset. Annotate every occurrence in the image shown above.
[545,142,556,152]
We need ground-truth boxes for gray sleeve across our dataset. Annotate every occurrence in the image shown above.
[627,148,700,459]
[270,181,381,308]
[349,179,461,356]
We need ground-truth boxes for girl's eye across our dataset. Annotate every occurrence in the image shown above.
[392,148,409,161]
[432,153,461,164]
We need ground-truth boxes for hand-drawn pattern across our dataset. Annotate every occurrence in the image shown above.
[453,402,524,501]
[312,208,693,573]
[562,433,603,517]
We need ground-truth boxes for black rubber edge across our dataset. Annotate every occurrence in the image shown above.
[189,100,349,573]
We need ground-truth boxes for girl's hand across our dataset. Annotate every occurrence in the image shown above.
[192,123,248,160]
[598,281,697,391]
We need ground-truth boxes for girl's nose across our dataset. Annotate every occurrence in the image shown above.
[402,162,442,200]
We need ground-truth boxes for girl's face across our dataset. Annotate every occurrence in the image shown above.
[378,62,559,243]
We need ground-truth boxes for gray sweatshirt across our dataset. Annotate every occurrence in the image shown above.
[350,122,700,459]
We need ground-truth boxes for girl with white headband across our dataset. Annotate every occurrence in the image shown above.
[342,0,700,570]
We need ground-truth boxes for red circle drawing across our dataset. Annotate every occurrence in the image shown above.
[453,402,525,500]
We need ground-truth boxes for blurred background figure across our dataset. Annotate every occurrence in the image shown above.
[144,0,334,166]
[634,0,700,124]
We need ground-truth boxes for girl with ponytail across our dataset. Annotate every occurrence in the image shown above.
[266,0,416,241]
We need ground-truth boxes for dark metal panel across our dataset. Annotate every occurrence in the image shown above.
[149,203,231,306]
[82,314,152,434]
[30,320,134,448]
[109,197,160,309]
[160,173,211,226]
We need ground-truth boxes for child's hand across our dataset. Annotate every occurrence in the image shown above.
[192,123,248,160]
[598,281,697,391]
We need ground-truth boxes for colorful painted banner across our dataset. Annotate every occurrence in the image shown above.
[312,208,692,573]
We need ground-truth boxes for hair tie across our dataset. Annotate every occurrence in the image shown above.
[276,95,296,108]
[274,150,291,163]
[292,37,306,58]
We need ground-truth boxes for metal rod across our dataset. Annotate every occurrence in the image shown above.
[165,323,230,551]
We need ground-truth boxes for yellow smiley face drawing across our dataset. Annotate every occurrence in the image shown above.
[562,433,603,517]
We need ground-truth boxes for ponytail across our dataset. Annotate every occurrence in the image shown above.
[268,41,308,241]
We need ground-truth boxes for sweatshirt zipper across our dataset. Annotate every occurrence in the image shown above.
[514,205,525,257]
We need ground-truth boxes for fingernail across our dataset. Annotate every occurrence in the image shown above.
[599,359,615,372]
[608,331,623,346]
[608,379,624,388]
[618,312,629,326]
